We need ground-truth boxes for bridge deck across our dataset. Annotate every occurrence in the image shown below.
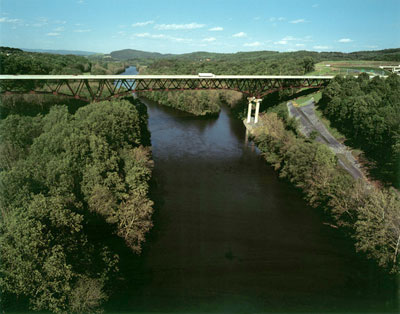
[0,75,335,80]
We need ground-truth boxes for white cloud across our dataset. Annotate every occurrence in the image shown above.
[289,19,306,24]
[74,29,91,33]
[0,17,22,23]
[233,32,246,37]
[282,36,297,41]
[313,45,330,50]
[338,38,353,43]
[54,26,65,32]
[269,17,285,22]
[133,33,189,42]
[202,37,216,42]
[135,32,154,37]
[132,20,154,27]
[46,32,60,36]
[154,23,205,30]
[244,41,262,47]
[209,26,223,31]
[274,35,310,46]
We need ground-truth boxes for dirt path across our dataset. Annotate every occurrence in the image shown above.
[287,101,365,180]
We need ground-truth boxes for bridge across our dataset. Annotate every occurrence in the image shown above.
[0,74,333,123]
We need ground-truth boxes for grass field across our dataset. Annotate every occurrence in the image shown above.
[308,60,396,76]
[292,90,322,107]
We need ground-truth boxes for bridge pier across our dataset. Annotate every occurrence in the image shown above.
[247,97,255,123]
[254,98,261,123]
[246,97,262,124]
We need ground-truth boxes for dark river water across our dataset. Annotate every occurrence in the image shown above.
[106,67,397,313]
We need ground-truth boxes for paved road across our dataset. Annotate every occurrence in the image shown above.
[287,101,365,180]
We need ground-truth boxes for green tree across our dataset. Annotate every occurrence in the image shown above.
[354,189,400,273]
[0,98,153,312]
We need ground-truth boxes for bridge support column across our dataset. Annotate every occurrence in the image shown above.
[247,97,255,123]
[254,99,262,124]
[247,97,253,123]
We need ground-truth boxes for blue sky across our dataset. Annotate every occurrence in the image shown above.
[0,0,399,54]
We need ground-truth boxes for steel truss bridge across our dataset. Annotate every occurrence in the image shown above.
[0,75,334,102]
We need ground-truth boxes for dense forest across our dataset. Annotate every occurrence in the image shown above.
[0,46,128,75]
[319,73,400,188]
[141,56,315,75]
[0,98,154,312]
[252,108,400,274]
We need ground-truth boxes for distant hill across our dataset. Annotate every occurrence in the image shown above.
[7,46,400,62]
[110,49,174,60]
[22,48,98,56]
[109,48,400,62]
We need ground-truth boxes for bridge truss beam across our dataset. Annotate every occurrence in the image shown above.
[0,75,333,102]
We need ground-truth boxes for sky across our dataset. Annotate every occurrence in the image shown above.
[0,0,399,54]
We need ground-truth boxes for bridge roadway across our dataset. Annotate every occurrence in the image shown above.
[0,74,335,79]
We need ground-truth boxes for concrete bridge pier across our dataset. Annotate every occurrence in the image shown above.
[246,97,262,124]
[247,97,255,123]
[254,98,261,123]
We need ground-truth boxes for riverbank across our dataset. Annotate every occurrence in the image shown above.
[245,109,400,275]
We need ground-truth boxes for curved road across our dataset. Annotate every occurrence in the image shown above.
[287,101,365,180]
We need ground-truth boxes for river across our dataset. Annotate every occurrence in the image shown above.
[106,66,397,313]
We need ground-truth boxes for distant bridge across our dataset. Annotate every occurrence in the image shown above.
[0,74,333,123]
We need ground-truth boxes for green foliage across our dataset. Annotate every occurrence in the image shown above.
[141,90,222,116]
[69,276,108,313]
[320,74,400,187]
[0,195,83,312]
[0,114,43,169]
[141,56,315,76]
[0,98,153,312]
[253,112,400,274]
[354,189,400,273]
[109,47,400,63]
[0,48,90,75]
[110,49,168,60]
